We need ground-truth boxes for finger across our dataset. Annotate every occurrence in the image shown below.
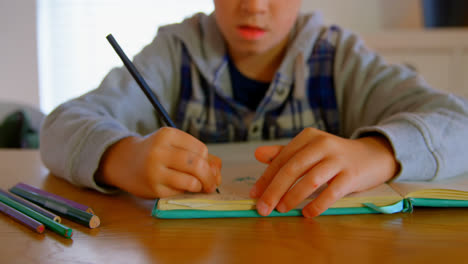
[208,163,222,187]
[152,186,184,198]
[251,140,322,200]
[208,154,222,169]
[165,147,217,193]
[254,145,284,164]
[162,168,203,193]
[251,129,322,199]
[254,147,325,216]
[276,159,340,213]
[302,173,352,218]
[158,127,209,158]
[144,180,185,198]
[208,154,223,186]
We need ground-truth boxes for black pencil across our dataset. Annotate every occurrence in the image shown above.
[106,34,175,127]
[14,183,94,214]
[106,34,220,194]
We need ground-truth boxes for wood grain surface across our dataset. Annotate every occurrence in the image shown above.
[0,150,467,264]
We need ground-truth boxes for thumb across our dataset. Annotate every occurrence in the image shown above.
[254,145,284,164]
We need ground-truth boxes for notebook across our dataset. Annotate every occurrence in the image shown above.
[152,141,468,219]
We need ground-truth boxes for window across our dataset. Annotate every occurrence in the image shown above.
[38,0,214,113]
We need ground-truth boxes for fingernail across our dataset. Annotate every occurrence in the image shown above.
[256,200,270,216]
[276,203,287,213]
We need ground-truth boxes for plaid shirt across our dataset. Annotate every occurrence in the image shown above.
[175,27,340,144]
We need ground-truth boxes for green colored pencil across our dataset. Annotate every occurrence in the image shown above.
[10,186,100,229]
[0,189,61,223]
[0,191,73,238]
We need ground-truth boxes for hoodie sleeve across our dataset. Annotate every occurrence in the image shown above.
[39,31,182,192]
[333,28,468,182]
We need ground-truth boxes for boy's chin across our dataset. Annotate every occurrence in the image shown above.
[231,45,272,57]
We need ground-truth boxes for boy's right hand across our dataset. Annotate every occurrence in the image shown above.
[96,127,222,198]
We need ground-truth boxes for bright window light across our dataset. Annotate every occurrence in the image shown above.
[37,0,214,113]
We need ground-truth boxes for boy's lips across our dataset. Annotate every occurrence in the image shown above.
[236,25,267,40]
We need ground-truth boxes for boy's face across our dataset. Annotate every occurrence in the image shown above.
[214,0,302,58]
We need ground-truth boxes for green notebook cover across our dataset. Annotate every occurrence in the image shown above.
[151,143,468,219]
[152,199,412,219]
[152,196,468,219]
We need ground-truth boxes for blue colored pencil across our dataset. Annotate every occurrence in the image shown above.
[0,200,45,234]
[0,191,73,238]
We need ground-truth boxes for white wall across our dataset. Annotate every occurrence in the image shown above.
[301,0,422,33]
[0,0,39,108]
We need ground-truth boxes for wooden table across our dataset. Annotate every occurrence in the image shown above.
[1,150,467,263]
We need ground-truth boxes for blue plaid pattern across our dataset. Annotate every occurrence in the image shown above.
[307,26,340,135]
[175,26,340,143]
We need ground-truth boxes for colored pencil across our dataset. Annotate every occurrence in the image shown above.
[10,186,100,229]
[106,34,176,127]
[0,200,45,234]
[0,191,73,238]
[14,183,95,214]
[106,33,220,194]
[0,189,61,223]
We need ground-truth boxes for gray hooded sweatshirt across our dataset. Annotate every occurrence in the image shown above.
[40,13,468,193]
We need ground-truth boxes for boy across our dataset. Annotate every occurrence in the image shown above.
[40,0,468,218]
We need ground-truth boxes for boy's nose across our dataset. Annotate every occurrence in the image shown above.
[240,0,268,14]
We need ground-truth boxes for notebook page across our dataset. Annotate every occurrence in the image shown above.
[389,173,468,198]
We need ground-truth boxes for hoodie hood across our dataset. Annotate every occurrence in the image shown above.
[159,12,326,88]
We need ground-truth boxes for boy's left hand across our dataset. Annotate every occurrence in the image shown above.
[250,128,399,218]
